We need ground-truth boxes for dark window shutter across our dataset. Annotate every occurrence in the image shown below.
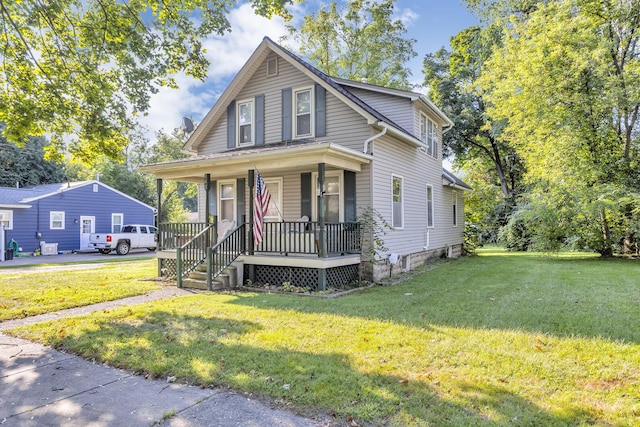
[282,88,292,141]
[255,95,265,146]
[227,101,236,149]
[236,178,245,225]
[315,84,326,137]
[208,180,217,220]
[300,172,312,218]
[344,171,356,222]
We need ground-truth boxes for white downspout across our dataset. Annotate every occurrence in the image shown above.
[363,126,387,154]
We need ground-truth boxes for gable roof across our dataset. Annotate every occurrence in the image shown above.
[183,37,452,152]
[0,181,155,210]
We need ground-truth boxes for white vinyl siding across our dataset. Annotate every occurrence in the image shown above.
[50,211,65,230]
[0,210,13,230]
[371,134,462,255]
[346,87,414,133]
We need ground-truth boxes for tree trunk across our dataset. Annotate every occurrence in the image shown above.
[599,208,613,257]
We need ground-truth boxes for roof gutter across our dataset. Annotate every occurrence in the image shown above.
[363,127,387,154]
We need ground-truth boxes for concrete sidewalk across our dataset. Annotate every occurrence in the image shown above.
[0,291,331,426]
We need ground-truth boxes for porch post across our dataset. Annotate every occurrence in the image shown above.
[318,163,327,258]
[248,169,255,255]
[156,178,163,277]
[248,170,255,285]
[204,174,211,225]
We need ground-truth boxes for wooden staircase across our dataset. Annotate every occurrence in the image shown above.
[181,263,239,290]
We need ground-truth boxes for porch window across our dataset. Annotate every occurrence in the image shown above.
[426,185,434,228]
[294,87,313,138]
[264,178,282,222]
[112,213,123,233]
[219,182,235,222]
[237,100,254,145]
[313,172,342,223]
[50,211,65,230]
[0,210,13,230]
[452,191,458,227]
[392,175,403,228]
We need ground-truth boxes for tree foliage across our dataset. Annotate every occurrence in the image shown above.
[0,0,295,162]
[283,0,416,89]
[479,0,640,255]
[424,25,523,201]
[0,133,66,187]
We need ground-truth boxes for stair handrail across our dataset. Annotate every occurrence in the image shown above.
[176,224,214,288]
[207,223,246,290]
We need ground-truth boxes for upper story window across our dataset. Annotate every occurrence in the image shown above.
[420,112,438,158]
[294,87,314,138]
[237,99,254,146]
[50,211,65,230]
[0,210,13,230]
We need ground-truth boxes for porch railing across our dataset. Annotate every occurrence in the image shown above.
[160,222,211,250]
[255,221,361,255]
[176,225,214,287]
[207,223,246,290]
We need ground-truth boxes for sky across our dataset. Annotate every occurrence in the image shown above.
[138,0,480,141]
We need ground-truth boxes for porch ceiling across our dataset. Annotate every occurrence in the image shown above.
[139,142,372,182]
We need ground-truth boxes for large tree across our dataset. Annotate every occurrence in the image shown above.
[0,0,295,162]
[0,132,66,187]
[480,0,640,254]
[283,0,416,89]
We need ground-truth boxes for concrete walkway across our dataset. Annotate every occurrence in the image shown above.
[0,287,332,426]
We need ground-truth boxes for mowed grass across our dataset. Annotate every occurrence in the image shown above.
[0,260,159,321]
[7,249,640,426]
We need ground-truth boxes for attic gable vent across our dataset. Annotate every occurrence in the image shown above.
[267,57,278,77]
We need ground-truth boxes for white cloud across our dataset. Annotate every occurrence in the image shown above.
[397,7,419,27]
[139,3,291,142]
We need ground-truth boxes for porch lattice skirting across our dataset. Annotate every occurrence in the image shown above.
[245,264,359,291]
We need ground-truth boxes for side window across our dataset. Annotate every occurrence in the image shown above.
[392,175,403,229]
[0,210,13,230]
[140,226,148,234]
[426,185,434,228]
[112,213,123,233]
[452,191,458,227]
[50,211,65,230]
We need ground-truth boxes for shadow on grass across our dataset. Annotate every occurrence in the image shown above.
[231,252,640,344]
[25,310,595,426]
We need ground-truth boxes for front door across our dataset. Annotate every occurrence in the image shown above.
[79,216,95,251]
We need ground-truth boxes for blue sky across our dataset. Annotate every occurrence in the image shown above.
[140,0,479,140]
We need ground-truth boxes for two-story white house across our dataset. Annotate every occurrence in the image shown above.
[141,37,470,290]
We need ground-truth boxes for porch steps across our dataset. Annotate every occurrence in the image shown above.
[182,264,238,290]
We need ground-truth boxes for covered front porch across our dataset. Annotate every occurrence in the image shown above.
[141,142,372,291]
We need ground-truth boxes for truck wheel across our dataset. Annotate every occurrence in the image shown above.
[98,249,111,254]
[147,247,156,252]
[116,242,130,255]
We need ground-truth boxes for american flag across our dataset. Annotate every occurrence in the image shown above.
[254,172,271,246]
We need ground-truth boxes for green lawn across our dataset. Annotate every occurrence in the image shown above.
[6,249,640,426]
[0,259,159,321]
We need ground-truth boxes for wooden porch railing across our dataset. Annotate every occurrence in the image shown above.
[255,221,361,255]
[160,220,361,287]
[207,223,246,290]
[176,225,214,288]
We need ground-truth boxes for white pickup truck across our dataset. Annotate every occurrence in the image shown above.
[90,224,157,255]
